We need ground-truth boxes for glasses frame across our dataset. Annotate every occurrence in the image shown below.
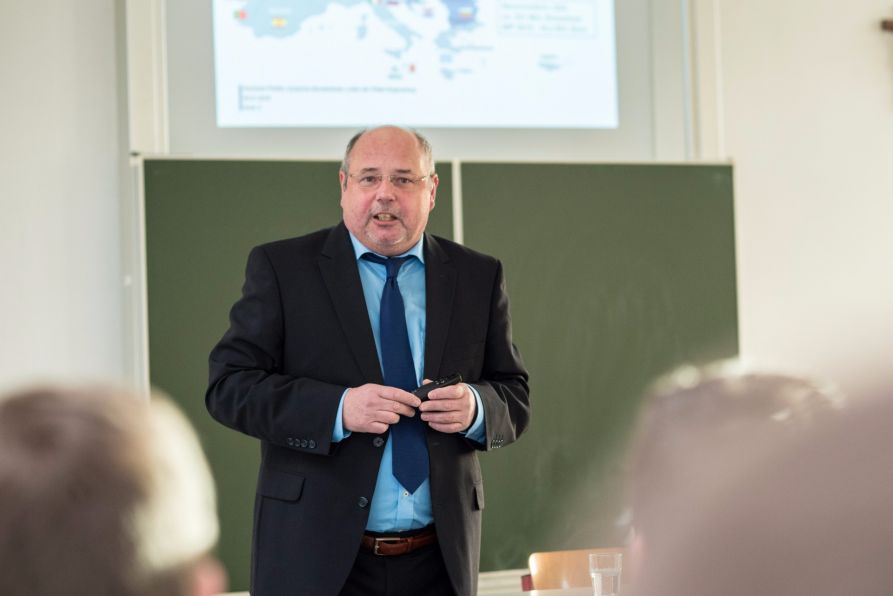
[348,173,433,190]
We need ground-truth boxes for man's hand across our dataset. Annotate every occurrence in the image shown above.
[419,379,476,434]
[342,384,421,434]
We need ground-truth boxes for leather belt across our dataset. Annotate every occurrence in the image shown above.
[360,527,437,556]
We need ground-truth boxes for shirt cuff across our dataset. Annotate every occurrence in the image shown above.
[332,388,352,443]
[460,384,486,443]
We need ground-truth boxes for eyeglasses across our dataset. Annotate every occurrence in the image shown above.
[348,173,433,190]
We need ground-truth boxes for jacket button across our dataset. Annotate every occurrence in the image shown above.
[308,440,317,449]
[358,497,369,508]
[373,437,385,448]
[300,439,308,448]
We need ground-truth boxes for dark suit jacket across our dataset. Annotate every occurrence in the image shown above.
[206,223,530,596]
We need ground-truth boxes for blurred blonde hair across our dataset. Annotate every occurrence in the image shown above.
[0,386,219,596]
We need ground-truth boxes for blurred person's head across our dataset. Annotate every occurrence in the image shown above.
[626,361,843,569]
[635,391,893,596]
[0,386,225,596]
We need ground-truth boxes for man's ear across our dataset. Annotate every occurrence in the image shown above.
[339,170,347,192]
[428,173,439,211]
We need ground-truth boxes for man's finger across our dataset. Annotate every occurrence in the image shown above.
[429,422,464,434]
[368,421,388,434]
[375,411,401,425]
[425,384,465,401]
[381,387,422,408]
[383,401,416,418]
[421,411,460,424]
[420,392,469,412]
[420,399,455,412]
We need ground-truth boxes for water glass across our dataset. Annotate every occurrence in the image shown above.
[589,552,622,596]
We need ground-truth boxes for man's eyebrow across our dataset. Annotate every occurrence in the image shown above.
[355,167,417,175]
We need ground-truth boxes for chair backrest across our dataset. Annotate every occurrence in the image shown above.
[527,547,627,590]
[478,568,529,595]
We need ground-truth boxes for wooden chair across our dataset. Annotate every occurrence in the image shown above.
[524,547,627,591]
[477,568,530,595]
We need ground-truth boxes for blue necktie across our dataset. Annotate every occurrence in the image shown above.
[362,253,429,493]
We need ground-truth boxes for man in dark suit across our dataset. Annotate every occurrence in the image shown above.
[206,126,530,596]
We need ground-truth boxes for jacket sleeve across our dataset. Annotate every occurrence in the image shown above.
[468,259,531,451]
[205,245,343,455]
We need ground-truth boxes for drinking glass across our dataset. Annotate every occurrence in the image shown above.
[589,552,622,596]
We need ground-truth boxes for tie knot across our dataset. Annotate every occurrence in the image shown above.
[362,253,412,280]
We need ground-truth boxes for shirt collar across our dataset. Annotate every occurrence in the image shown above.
[347,230,426,264]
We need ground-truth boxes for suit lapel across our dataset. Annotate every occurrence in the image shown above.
[424,234,456,378]
[318,223,384,384]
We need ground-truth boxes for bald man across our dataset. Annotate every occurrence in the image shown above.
[207,126,530,596]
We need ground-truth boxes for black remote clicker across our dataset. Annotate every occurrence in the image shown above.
[413,373,463,402]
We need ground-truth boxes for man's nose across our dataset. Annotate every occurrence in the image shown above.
[374,182,397,199]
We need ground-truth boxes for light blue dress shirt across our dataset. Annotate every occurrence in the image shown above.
[332,232,486,532]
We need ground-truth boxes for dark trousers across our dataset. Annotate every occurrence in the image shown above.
[339,539,456,596]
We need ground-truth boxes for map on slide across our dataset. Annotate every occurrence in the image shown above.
[213,0,618,128]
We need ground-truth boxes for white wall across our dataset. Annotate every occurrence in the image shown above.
[2,0,890,395]
[0,0,128,391]
[712,0,893,389]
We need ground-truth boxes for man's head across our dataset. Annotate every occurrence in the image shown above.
[339,126,438,256]
[636,391,893,596]
[0,386,225,596]
[626,361,843,565]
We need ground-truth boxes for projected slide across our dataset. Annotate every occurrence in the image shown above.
[213,0,618,128]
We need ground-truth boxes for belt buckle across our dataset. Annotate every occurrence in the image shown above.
[373,537,403,556]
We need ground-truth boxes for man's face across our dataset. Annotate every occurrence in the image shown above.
[340,127,438,256]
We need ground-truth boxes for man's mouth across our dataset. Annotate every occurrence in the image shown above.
[373,213,399,222]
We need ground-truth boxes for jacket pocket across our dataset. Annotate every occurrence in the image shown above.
[473,482,485,511]
[258,468,305,502]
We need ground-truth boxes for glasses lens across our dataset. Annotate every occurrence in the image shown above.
[356,175,380,188]
[353,174,424,189]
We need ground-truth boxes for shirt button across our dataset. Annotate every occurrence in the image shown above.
[358,497,369,508]
[373,437,385,448]
[403,491,409,497]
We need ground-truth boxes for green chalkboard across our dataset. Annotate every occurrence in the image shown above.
[462,164,738,571]
[144,159,736,589]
